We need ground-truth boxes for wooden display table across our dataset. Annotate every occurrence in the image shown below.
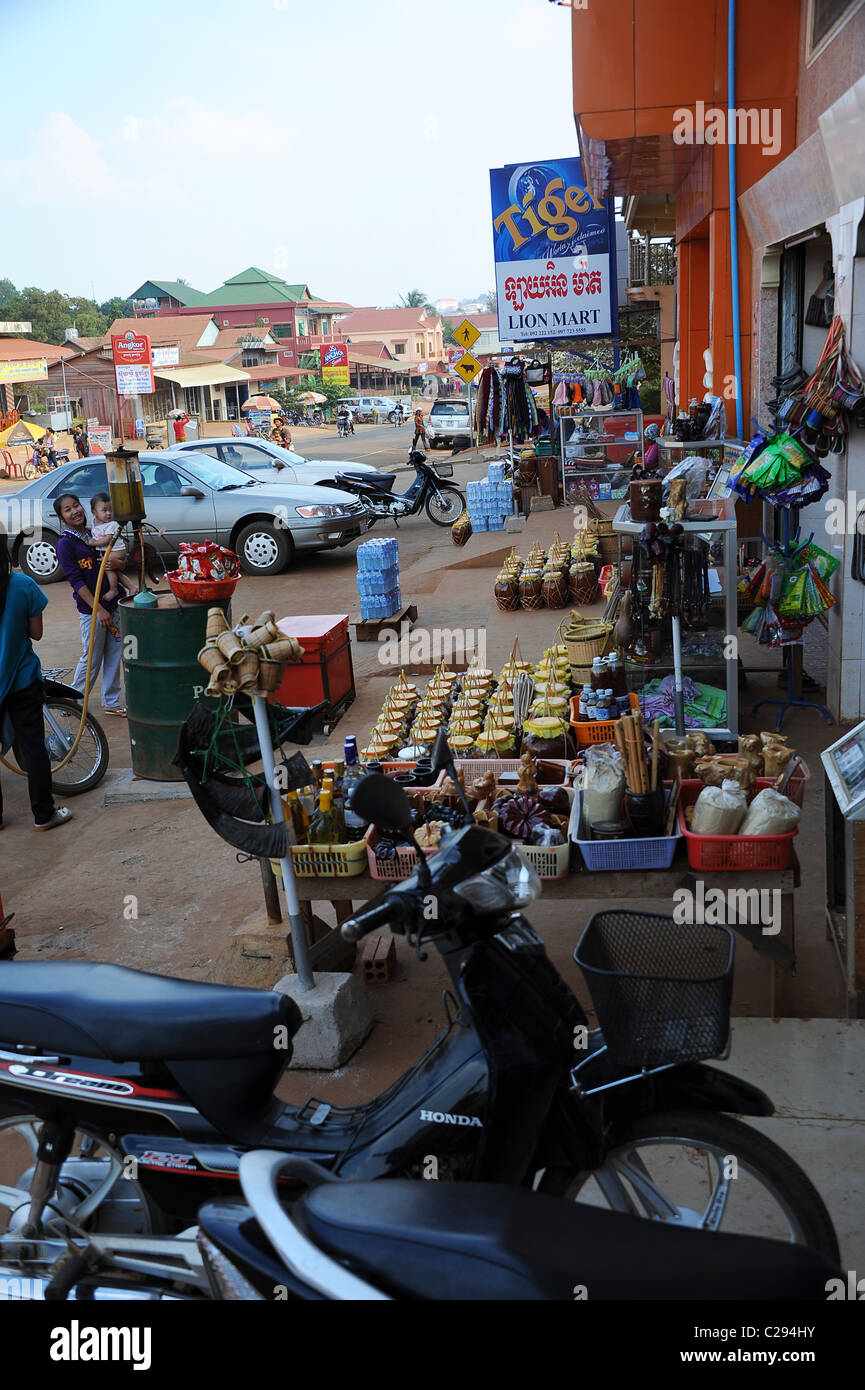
[291,847,801,1017]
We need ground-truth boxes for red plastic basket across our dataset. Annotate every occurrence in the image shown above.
[677,781,797,872]
[166,571,238,602]
[568,692,639,745]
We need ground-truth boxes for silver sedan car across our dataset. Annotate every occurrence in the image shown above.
[171,436,396,492]
[0,449,372,583]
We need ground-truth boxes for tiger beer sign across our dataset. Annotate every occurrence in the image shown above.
[489,157,616,342]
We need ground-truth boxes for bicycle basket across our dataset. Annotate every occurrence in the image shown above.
[574,911,733,1070]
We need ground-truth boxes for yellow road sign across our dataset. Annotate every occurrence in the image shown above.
[454,318,480,351]
[453,351,482,384]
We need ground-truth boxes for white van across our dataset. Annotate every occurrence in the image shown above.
[426,397,472,449]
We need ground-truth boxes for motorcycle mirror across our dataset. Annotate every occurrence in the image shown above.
[348,772,412,835]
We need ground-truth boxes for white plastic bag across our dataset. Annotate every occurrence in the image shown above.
[691,779,748,835]
[739,789,800,836]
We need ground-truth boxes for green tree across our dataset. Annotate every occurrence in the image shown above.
[399,289,428,308]
[441,317,458,347]
[99,296,134,323]
[0,278,19,315]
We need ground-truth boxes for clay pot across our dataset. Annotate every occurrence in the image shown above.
[542,572,570,609]
[494,577,520,612]
[519,575,544,611]
[569,563,598,606]
[519,456,537,484]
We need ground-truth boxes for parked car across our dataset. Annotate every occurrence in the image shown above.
[0,450,373,582]
[338,395,398,423]
[172,436,396,493]
[427,397,472,449]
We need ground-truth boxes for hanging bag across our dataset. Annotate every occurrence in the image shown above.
[804,262,835,328]
[525,359,545,385]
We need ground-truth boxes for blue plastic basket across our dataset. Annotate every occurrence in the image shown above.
[570,792,680,872]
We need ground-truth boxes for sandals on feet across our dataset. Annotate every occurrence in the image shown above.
[101,707,127,717]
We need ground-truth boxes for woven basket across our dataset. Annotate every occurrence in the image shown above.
[565,623,613,666]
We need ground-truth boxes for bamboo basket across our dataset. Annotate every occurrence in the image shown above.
[565,622,614,667]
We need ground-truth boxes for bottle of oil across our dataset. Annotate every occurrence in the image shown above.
[311,760,325,791]
[286,790,309,843]
[308,788,340,844]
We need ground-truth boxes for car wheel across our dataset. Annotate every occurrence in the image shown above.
[235,522,293,576]
[19,532,62,583]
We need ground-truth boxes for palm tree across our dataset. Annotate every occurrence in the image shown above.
[399,289,428,308]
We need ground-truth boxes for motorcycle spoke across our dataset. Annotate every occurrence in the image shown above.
[592,1162,642,1216]
[68,1153,124,1225]
[605,1148,683,1223]
[696,1161,731,1232]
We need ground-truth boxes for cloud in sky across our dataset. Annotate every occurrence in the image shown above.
[0,0,578,305]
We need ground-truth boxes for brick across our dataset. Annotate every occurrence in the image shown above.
[362,934,396,983]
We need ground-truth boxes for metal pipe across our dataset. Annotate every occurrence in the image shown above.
[251,696,314,990]
[728,0,744,439]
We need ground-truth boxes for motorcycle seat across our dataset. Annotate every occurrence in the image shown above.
[0,962,301,1062]
[299,1181,841,1301]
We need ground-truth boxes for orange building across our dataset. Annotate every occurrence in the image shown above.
[572,0,865,721]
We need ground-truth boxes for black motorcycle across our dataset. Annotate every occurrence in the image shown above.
[329,449,464,527]
[0,737,839,1288]
[6,670,109,796]
[193,1150,842,1301]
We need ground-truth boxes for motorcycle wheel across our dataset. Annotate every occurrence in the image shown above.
[0,1103,163,1240]
[13,697,109,796]
[537,1109,840,1261]
[425,486,465,526]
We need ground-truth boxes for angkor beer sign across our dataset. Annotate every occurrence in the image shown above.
[111,330,154,395]
[489,158,615,342]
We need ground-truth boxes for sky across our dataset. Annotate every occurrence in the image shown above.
[0,0,577,309]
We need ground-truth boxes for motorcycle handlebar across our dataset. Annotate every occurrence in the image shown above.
[340,897,406,943]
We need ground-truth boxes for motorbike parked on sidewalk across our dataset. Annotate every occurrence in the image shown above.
[0,736,840,1293]
[192,1150,842,1301]
[326,449,464,526]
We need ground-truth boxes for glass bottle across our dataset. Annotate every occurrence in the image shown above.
[343,738,368,841]
[299,784,316,822]
[285,790,308,843]
[308,789,340,844]
[578,683,591,718]
[607,652,627,696]
[590,656,605,691]
[311,760,325,791]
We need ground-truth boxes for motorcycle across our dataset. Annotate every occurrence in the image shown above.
[6,670,109,796]
[328,449,464,527]
[0,735,839,1279]
[389,406,405,427]
[337,415,354,439]
[193,1150,843,1301]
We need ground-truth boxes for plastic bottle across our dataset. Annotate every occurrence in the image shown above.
[578,683,591,719]
[607,652,627,697]
[590,656,605,691]
[585,691,597,720]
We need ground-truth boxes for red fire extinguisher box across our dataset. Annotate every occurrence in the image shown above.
[272,614,355,717]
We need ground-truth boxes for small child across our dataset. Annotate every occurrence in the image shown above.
[89,494,136,599]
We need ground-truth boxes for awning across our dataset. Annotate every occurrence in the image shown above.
[348,353,413,372]
[153,363,250,388]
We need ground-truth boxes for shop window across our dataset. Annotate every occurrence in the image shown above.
[274,323,293,337]
[807,0,864,60]
[394,342,406,355]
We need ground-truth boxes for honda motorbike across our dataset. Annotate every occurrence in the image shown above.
[328,449,464,526]
[193,1150,842,1301]
[0,737,839,1295]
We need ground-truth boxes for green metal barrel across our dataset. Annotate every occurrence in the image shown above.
[119,596,230,781]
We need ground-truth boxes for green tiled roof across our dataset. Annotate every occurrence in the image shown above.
[128,279,207,305]
[201,267,316,306]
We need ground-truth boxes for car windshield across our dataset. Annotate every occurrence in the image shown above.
[171,452,256,491]
[432,403,469,415]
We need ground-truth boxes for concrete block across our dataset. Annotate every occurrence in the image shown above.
[103,770,192,805]
[529,495,555,512]
[504,514,526,532]
[275,970,374,1069]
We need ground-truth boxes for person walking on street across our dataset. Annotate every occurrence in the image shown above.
[72,425,90,458]
[172,412,190,444]
[0,532,73,830]
[54,494,125,716]
[412,406,428,451]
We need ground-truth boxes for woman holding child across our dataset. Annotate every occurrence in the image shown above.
[54,493,128,717]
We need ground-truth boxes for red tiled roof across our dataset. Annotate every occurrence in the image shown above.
[0,337,73,362]
[242,363,306,380]
[337,307,441,334]
[104,314,218,352]
[344,339,395,361]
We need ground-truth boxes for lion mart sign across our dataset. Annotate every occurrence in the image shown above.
[489,157,616,343]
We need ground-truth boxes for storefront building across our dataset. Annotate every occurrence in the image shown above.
[572,0,865,721]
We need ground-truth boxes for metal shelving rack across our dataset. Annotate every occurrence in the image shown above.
[557,407,644,506]
[611,496,739,740]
